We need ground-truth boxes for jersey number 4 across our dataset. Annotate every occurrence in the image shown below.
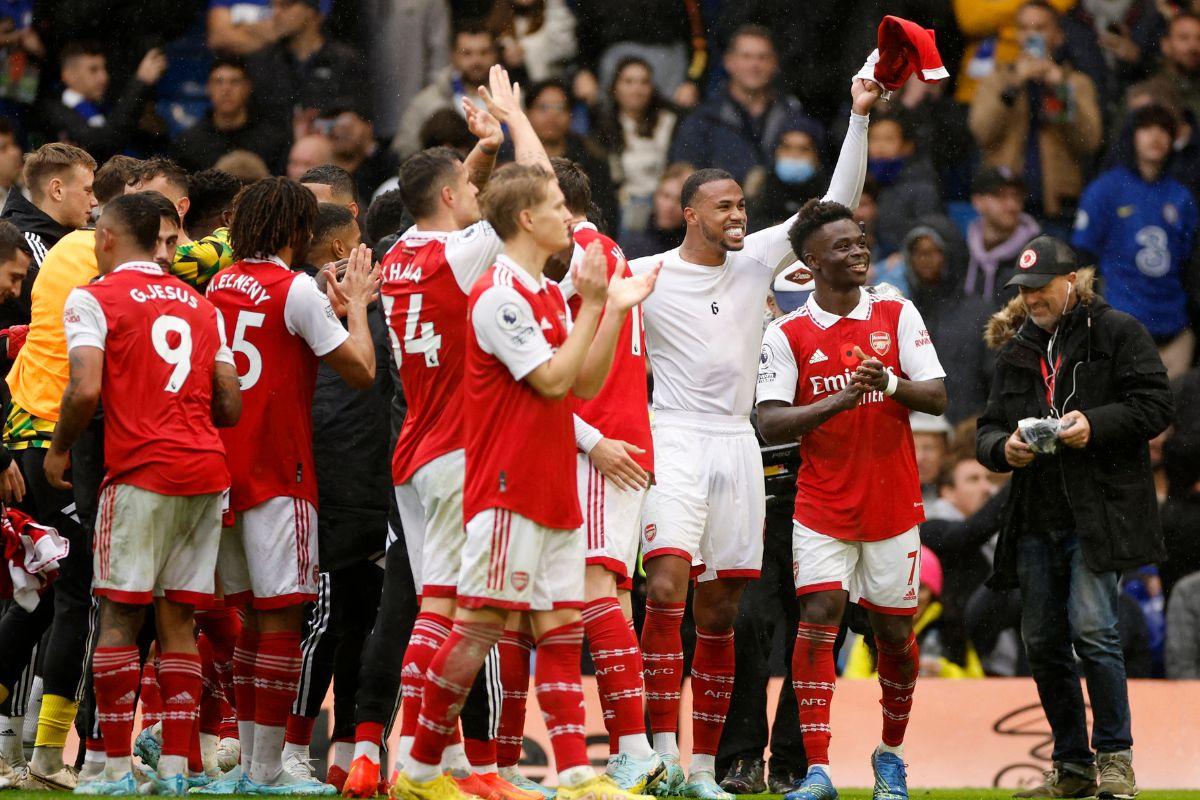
[384,293,443,367]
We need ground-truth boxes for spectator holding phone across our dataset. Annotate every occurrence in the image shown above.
[969,1,1103,230]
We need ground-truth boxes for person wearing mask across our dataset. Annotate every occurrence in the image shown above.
[964,166,1042,308]
[968,0,1103,229]
[866,112,942,256]
[394,21,501,159]
[976,235,1172,800]
[593,57,677,236]
[901,218,994,422]
[619,162,691,259]
[669,25,823,185]
[1073,104,1198,380]
[247,0,362,138]
[746,129,825,233]
[38,42,166,163]
[171,58,289,175]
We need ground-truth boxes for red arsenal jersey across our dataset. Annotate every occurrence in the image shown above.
[756,289,945,541]
[463,256,581,530]
[62,262,230,496]
[559,223,653,472]
[381,223,502,484]
[206,257,349,511]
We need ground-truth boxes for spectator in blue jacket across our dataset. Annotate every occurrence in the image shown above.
[1073,103,1198,379]
[668,24,822,185]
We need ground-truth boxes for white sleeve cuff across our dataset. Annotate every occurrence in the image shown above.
[574,415,603,454]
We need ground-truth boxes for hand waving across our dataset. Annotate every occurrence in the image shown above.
[607,259,660,312]
[572,240,609,307]
[463,97,503,152]
[479,64,523,124]
[326,245,378,310]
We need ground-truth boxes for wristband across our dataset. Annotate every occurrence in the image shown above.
[884,372,899,396]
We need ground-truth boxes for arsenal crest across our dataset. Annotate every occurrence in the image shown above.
[643,523,657,542]
[870,331,892,356]
[510,571,529,591]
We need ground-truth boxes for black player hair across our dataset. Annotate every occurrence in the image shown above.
[398,147,462,220]
[679,168,735,209]
[131,156,189,195]
[100,193,170,251]
[313,202,356,247]
[0,220,30,264]
[787,198,854,261]
[185,169,242,238]
[551,157,591,216]
[299,164,358,206]
[365,189,410,244]
[229,177,318,260]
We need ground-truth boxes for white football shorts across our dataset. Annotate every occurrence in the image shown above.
[219,495,320,609]
[577,452,647,583]
[792,520,922,615]
[395,449,466,598]
[457,508,584,611]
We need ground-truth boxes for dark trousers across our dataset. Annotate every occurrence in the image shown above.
[0,445,94,711]
[1016,530,1132,765]
[293,560,386,740]
[716,510,805,778]
[353,518,418,732]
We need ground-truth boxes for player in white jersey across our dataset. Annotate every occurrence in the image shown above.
[627,72,881,799]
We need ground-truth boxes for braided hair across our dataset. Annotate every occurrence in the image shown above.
[229,177,318,262]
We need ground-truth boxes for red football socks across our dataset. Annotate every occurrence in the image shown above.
[792,623,839,766]
[875,632,918,747]
[158,652,203,762]
[253,632,302,729]
[495,629,532,768]
[690,627,735,756]
[534,622,588,773]
[93,646,141,759]
[583,598,645,741]
[399,612,453,740]
[409,620,502,769]
[640,601,685,735]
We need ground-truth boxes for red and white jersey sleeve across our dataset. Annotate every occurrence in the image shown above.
[755,322,799,405]
[470,283,557,381]
[443,221,504,292]
[896,301,945,382]
[283,273,348,357]
[63,289,107,350]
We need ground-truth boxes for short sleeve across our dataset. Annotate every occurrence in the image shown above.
[756,323,799,405]
[62,289,107,352]
[445,222,504,293]
[897,301,946,382]
[284,273,350,358]
[471,284,554,381]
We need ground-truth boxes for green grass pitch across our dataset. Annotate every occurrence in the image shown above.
[4,792,1198,799]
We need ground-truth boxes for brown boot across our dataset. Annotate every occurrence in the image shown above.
[1013,763,1096,798]
[1096,751,1137,799]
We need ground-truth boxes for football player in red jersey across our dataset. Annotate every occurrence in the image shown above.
[202,178,377,796]
[755,199,947,800]
[388,157,658,800]
[347,66,548,800]
[45,192,242,796]
[548,158,662,792]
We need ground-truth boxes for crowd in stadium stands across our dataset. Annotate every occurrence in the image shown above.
[0,0,1198,761]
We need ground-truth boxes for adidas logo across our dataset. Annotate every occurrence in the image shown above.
[167,691,195,705]
[903,588,917,602]
[539,318,553,330]
[809,349,828,365]
[116,691,137,705]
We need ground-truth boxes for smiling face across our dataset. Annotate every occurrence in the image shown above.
[1019,273,1076,331]
[684,178,747,251]
[804,217,870,290]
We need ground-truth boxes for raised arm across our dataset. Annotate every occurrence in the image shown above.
[462,98,504,191]
[479,64,553,174]
[318,245,378,389]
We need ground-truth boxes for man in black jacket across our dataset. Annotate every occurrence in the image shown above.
[976,235,1173,800]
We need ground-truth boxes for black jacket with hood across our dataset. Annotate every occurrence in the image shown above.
[975,271,1174,588]
[0,191,73,330]
[902,215,994,423]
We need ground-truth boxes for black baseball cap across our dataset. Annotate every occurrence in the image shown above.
[971,165,1025,196]
[1005,234,1078,289]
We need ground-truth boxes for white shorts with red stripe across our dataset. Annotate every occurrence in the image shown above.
[93,483,222,605]
[792,520,921,615]
[576,452,646,582]
[218,496,320,610]
[640,410,765,582]
[394,449,465,598]
[457,508,584,611]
